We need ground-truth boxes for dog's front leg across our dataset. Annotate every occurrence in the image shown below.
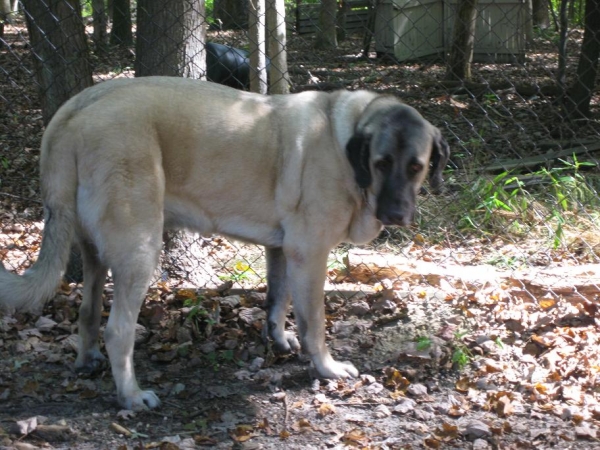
[284,245,359,379]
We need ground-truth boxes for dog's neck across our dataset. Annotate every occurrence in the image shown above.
[330,90,380,149]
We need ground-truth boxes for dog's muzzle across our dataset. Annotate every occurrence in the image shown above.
[376,208,414,227]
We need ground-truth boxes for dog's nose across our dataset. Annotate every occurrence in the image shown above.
[377,210,412,227]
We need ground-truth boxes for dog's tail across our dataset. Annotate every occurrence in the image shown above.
[0,114,78,314]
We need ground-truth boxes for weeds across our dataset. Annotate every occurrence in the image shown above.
[448,155,600,248]
[416,335,433,351]
[183,295,219,337]
[451,331,473,370]
[219,260,258,284]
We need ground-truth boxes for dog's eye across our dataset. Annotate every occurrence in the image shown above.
[375,156,393,173]
[408,163,424,176]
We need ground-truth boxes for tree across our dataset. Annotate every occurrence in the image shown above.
[266,0,290,94]
[0,0,18,42]
[532,0,550,28]
[21,0,93,283]
[135,0,207,78]
[566,0,600,118]
[315,0,338,49]
[249,0,268,93]
[110,0,133,47]
[21,0,93,125]
[214,0,248,29]
[92,0,108,48]
[445,0,479,81]
[135,0,208,284]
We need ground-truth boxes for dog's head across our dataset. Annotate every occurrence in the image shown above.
[346,99,450,227]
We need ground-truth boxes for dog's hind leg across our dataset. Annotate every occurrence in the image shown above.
[75,238,109,374]
[101,225,163,410]
[264,247,300,353]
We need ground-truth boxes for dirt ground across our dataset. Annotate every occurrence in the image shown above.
[2,253,600,450]
[2,18,600,450]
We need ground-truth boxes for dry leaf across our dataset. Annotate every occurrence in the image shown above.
[434,422,459,441]
[495,395,514,417]
[342,428,369,446]
[231,424,255,442]
[317,403,336,417]
[424,437,442,448]
[279,429,291,440]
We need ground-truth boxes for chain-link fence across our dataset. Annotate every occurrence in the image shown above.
[1,0,599,301]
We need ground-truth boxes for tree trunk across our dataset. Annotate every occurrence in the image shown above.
[135,0,208,285]
[214,0,248,29]
[249,0,268,93]
[556,0,569,97]
[445,0,479,81]
[266,0,290,94]
[110,0,133,47]
[22,0,93,283]
[22,0,93,125]
[92,0,108,48]
[337,0,348,41]
[0,0,17,41]
[566,0,600,118]
[135,0,207,78]
[532,0,550,28]
[315,0,338,49]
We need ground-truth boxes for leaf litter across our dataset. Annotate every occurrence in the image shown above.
[2,238,600,449]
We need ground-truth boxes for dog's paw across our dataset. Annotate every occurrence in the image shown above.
[75,350,107,374]
[313,359,359,379]
[263,321,300,354]
[120,390,161,411]
[273,331,301,354]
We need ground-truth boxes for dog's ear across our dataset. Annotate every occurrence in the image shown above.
[429,128,450,193]
[346,132,372,189]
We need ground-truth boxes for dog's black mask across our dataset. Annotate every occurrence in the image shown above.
[346,108,450,226]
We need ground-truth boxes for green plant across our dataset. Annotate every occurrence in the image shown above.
[540,155,597,210]
[485,254,525,269]
[183,295,218,336]
[219,260,255,284]
[482,92,500,106]
[457,171,532,234]
[451,331,473,370]
[452,153,599,249]
[494,337,504,349]
[205,349,238,371]
[416,335,433,351]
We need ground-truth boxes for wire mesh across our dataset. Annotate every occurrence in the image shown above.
[0,0,599,302]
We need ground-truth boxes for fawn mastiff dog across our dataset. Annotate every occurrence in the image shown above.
[0,77,449,410]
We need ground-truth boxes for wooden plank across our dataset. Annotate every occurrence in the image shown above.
[295,2,370,34]
[485,142,600,172]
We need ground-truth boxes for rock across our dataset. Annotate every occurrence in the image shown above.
[34,316,57,332]
[407,383,428,397]
[373,404,391,418]
[219,295,241,308]
[413,408,435,421]
[464,420,491,440]
[371,298,396,313]
[248,357,264,372]
[473,438,490,449]
[393,398,416,415]
[350,300,370,316]
[134,323,150,345]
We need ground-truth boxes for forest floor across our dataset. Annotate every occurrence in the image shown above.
[2,22,600,450]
